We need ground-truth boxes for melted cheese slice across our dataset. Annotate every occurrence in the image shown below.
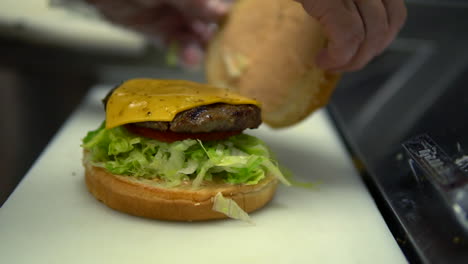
[105,79,261,129]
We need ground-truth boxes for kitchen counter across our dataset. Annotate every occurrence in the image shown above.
[0,84,407,264]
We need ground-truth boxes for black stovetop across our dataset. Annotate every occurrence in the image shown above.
[328,3,468,263]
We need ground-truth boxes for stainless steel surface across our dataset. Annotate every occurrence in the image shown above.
[402,135,468,231]
[329,2,468,263]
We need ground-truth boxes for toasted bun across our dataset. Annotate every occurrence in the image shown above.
[83,152,278,221]
[205,0,340,128]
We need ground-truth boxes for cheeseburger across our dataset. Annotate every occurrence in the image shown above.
[81,79,290,222]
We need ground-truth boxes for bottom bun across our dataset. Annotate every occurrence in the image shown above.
[83,154,278,221]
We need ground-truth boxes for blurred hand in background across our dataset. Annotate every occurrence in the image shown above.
[86,0,233,68]
[87,0,406,72]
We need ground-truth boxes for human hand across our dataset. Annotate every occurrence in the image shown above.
[86,0,233,67]
[294,0,407,72]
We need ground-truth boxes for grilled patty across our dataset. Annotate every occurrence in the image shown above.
[103,87,262,133]
[135,103,261,133]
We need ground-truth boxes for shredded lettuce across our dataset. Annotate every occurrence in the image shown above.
[212,192,253,224]
[82,123,291,188]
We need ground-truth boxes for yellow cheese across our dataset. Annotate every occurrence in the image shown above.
[105,79,261,129]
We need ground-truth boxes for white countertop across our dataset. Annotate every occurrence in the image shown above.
[0,85,408,264]
[0,0,146,54]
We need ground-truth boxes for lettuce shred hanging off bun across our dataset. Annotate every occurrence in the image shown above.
[81,79,290,222]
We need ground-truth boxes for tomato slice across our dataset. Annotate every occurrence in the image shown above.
[125,124,242,143]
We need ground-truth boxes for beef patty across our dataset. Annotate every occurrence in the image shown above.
[135,103,261,133]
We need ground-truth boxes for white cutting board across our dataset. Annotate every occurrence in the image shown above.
[0,85,408,264]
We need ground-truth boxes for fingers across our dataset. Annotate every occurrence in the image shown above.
[337,0,407,72]
[333,0,389,72]
[87,0,220,67]
[382,0,407,50]
[296,0,407,72]
[296,0,365,70]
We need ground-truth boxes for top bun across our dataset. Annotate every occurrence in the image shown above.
[205,0,340,128]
